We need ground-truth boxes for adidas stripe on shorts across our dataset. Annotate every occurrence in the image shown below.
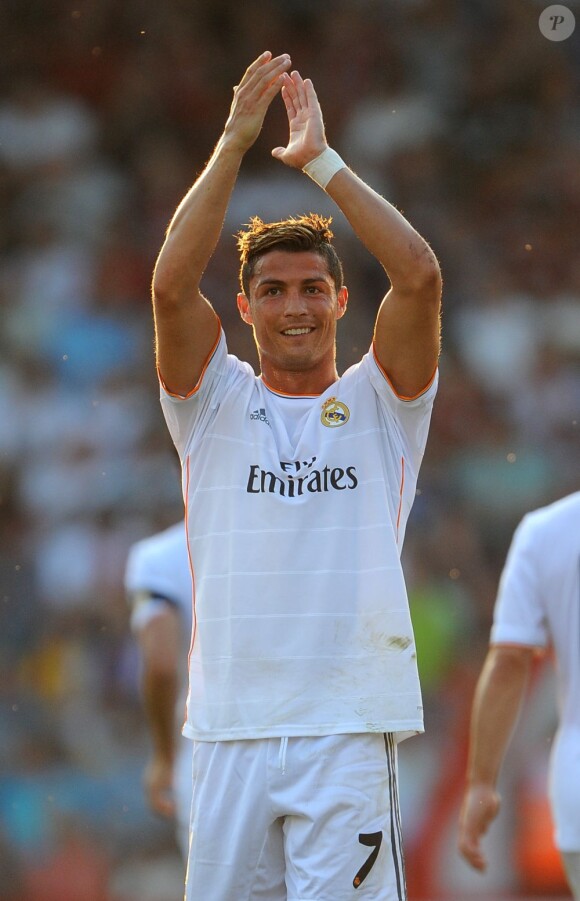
[185,732,406,900]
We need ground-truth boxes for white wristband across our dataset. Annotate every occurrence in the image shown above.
[302,148,346,189]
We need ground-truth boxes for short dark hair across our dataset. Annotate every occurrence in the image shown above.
[236,213,344,296]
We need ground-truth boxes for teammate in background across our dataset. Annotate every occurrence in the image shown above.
[152,51,441,901]
[125,524,285,897]
[458,492,580,900]
[125,521,192,860]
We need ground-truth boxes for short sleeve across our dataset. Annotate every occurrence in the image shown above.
[159,328,254,458]
[491,515,549,648]
[125,541,178,602]
[362,347,439,468]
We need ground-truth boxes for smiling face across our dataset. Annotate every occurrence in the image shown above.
[237,249,348,393]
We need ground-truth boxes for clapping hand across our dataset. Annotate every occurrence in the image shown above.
[272,70,328,169]
[223,51,292,154]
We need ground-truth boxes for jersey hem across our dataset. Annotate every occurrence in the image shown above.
[182,721,424,743]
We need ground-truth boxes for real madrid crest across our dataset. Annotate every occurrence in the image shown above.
[320,396,350,428]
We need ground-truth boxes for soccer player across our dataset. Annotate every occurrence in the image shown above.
[125,520,192,860]
[458,492,580,900]
[152,52,442,900]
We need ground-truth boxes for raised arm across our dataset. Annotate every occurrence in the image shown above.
[152,51,291,396]
[457,645,534,871]
[272,71,441,397]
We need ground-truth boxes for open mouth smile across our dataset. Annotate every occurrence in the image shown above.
[281,327,314,336]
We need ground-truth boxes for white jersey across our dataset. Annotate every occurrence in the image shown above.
[125,521,193,857]
[491,492,580,851]
[161,328,438,744]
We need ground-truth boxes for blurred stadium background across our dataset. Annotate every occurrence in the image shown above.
[0,1,578,898]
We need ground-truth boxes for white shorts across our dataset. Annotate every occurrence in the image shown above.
[186,732,406,901]
[174,736,194,861]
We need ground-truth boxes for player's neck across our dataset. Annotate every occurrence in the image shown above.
[260,359,339,396]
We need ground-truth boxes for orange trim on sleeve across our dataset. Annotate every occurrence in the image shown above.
[372,342,438,401]
[491,641,546,655]
[158,321,222,399]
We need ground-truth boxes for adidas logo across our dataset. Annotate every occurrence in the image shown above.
[250,407,271,426]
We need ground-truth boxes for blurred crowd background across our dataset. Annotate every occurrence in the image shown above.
[0,1,578,898]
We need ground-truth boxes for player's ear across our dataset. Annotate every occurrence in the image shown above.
[237,292,253,325]
[336,286,348,320]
